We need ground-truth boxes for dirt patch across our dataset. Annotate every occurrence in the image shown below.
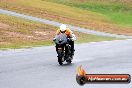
[34,31,47,36]
[0,41,11,45]
[5,31,34,40]
[0,0,16,2]
[4,30,56,41]
[33,30,55,40]
[0,23,10,29]
[79,0,87,3]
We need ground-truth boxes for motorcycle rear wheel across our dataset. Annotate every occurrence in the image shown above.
[66,57,72,64]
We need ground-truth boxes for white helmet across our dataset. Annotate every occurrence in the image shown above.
[60,24,66,32]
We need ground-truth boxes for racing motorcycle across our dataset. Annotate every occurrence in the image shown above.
[53,33,73,65]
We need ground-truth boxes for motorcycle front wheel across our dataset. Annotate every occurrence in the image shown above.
[57,51,64,65]
[58,57,63,65]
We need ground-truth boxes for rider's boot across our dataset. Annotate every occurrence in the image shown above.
[70,49,75,59]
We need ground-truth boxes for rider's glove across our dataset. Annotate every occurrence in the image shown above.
[71,37,76,41]
[53,38,56,41]
[71,34,76,41]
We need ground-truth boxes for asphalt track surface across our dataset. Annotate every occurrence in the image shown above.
[0,39,132,88]
[0,9,132,38]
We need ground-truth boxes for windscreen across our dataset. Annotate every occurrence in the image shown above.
[55,33,68,44]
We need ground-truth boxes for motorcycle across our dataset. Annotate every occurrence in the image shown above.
[53,33,73,65]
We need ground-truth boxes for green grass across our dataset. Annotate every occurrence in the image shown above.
[106,12,132,26]
[73,2,132,26]
[44,0,132,27]
[0,40,53,49]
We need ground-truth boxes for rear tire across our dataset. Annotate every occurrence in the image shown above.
[66,60,71,64]
[66,57,72,64]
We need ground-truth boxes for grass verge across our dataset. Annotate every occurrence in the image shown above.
[45,0,132,26]
[0,14,117,49]
[0,0,132,35]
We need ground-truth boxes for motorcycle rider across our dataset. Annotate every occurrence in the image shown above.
[53,24,76,58]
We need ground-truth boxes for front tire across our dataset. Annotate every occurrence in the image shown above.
[57,49,64,65]
[58,57,63,65]
[66,60,71,64]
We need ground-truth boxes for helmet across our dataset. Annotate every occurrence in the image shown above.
[60,24,66,32]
